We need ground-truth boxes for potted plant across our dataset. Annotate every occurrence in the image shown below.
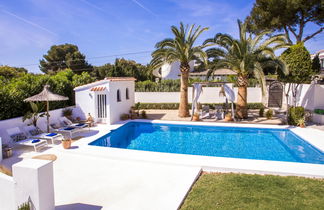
[266,109,274,119]
[2,144,13,158]
[120,113,129,121]
[224,113,233,121]
[62,139,71,149]
[22,102,45,127]
[297,118,306,128]
[134,102,141,117]
[259,107,264,117]
[62,108,73,121]
[192,112,200,121]
[141,110,147,119]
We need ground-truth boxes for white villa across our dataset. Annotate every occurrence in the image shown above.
[152,61,195,80]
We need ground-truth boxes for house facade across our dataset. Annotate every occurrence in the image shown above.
[74,77,135,124]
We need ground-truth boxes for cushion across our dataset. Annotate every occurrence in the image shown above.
[50,123,60,129]
[29,128,42,136]
[63,127,74,131]
[10,133,27,142]
[46,133,58,137]
[31,139,40,143]
[76,123,85,126]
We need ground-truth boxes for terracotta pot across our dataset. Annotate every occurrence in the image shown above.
[2,148,13,158]
[62,140,71,149]
[192,115,200,121]
[299,124,306,128]
[224,115,233,122]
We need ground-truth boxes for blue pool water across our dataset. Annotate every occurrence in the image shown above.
[89,122,324,164]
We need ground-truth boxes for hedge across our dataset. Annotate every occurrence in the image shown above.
[314,109,324,115]
[0,69,94,120]
[135,78,259,92]
[137,103,264,110]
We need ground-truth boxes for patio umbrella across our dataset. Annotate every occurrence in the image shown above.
[24,85,69,132]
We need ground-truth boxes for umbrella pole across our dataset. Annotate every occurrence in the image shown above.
[47,100,49,133]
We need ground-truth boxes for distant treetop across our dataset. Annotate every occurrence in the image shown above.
[39,43,93,74]
[246,0,323,44]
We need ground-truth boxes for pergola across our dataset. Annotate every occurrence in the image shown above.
[191,82,235,121]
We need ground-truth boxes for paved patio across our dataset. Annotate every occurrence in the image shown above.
[1,118,324,209]
[1,124,201,210]
[144,109,285,125]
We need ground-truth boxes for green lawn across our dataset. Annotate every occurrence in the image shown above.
[181,173,324,210]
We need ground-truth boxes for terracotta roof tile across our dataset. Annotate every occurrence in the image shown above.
[90,86,106,91]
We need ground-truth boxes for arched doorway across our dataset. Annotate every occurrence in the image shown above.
[268,82,283,108]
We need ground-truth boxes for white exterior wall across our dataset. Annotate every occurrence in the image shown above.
[74,79,135,124]
[0,172,16,210]
[282,84,324,110]
[74,80,110,122]
[0,159,54,210]
[135,87,262,104]
[108,81,135,124]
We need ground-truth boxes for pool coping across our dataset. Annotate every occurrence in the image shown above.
[74,120,324,178]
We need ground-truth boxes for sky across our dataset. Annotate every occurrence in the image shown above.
[0,0,323,73]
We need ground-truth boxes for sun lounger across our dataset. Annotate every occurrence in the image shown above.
[7,127,48,152]
[201,105,211,119]
[50,123,80,139]
[59,117,89,130]
[24,125,64,144]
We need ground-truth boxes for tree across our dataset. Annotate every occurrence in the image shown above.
[278,43,315,107]
[150,23,209,117]
[312,54,321,74]
[0,65,27,81]
[40,44,93,74]
[204,20,288,118]
[92,58,153,81]
[246,0,323,44]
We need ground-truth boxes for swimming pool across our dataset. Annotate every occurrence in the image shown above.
[89,122,324,164]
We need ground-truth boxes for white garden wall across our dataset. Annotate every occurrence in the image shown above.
[135,87,262,104]
[0,106,82,145]
[0,159,54,210]
[283,84,324,110]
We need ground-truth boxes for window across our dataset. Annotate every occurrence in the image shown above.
[117,89,121,102]
[126,88,129,100]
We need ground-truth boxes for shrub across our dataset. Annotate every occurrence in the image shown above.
[62,108,73,117]
[18,202,30,210]
[120,114,129,121]
[141,110,147,119]
[136,103,264,110]
[266,109,274,119]
[288,106,305,125]
[259,107,264,117]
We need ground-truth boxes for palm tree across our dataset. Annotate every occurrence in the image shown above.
[150,23,209,117]
[204,20,288,119]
